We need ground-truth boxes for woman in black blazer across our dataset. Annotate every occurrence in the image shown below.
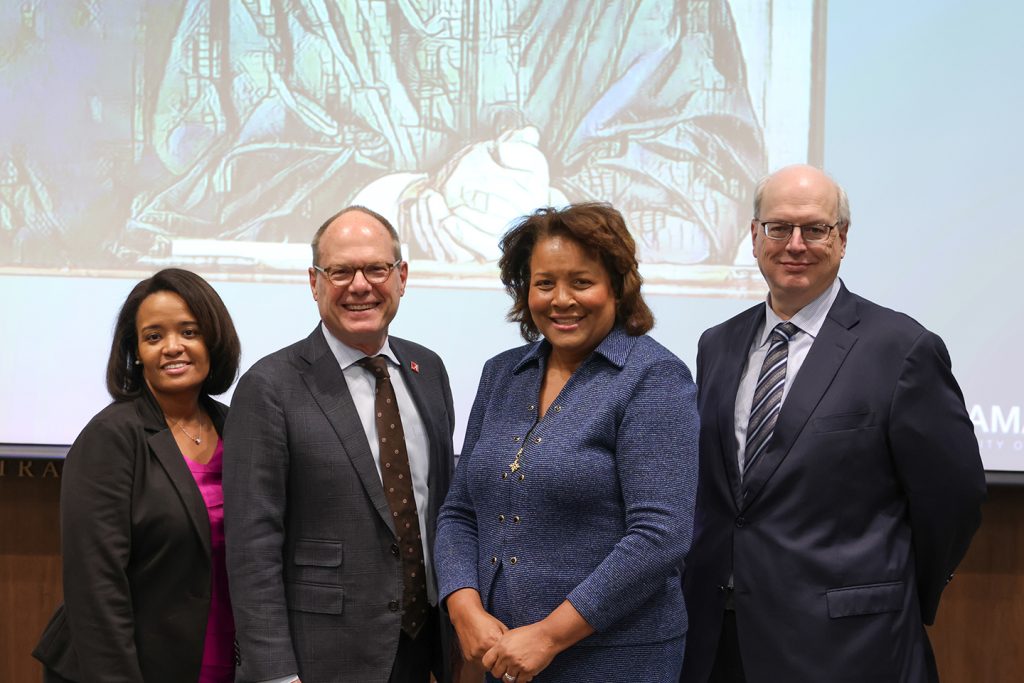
[33,268,241,683]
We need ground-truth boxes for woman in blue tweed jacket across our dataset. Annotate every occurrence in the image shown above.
[435,203,699,682]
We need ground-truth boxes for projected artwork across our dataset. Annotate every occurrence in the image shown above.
[1,1,820,290]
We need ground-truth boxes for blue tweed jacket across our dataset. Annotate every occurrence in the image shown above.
[435,327,699,646]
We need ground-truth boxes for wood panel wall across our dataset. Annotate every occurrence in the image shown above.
[929,485,1024,682]
[0,461,62,683]
[2,465,1022,682]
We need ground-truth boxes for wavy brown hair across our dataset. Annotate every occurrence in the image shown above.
[498,203,654,341]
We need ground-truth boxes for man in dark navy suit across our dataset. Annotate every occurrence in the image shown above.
[681,165,985,683]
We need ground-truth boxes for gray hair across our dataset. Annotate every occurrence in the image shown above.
[753,169,851,228]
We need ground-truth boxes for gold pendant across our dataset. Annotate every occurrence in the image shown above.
[509,447,523,472]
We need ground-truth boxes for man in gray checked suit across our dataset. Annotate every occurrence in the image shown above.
[224,206,456,683]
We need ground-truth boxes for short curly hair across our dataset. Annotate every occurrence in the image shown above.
[106,268,241,400]
[498,203,654,341]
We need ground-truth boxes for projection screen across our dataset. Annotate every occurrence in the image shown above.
[1,0,1020,475]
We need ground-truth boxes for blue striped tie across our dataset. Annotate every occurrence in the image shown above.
[744,322,800,475]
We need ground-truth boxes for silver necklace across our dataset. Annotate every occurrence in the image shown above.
[173,415,203,445]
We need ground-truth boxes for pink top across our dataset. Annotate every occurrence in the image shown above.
[185,440,235,683]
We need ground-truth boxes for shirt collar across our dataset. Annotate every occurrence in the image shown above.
[320,323,399,369]
[513,326,634,374]
[758,277,841,347]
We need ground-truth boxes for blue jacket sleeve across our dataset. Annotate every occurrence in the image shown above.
[566,356,700,631]
[434,357,498,603]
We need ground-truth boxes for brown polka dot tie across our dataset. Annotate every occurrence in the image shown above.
[357,355,429,637]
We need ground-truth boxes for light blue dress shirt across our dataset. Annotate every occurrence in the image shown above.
[733,277,841,475]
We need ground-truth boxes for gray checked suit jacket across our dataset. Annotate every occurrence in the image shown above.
[224,327,455,683]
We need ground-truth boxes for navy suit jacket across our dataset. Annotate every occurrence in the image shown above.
[224,327,455,683]
[681,283,985,683]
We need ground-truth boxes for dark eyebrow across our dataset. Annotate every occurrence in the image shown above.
[138,319,199,332]
[531,269,600,276]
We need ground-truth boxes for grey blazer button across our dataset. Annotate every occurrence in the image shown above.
[391,543,400,557]
[388,600,400,611]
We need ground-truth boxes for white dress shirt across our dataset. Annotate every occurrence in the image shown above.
[259,327,436,683]
[321,324,436,601]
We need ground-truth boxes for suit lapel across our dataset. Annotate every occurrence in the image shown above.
[716,308,764,509]
[390,339,448,550]
[390,341,435,448]
[299,329,395,535]
[139,393,212,559]
[741,287,860,510]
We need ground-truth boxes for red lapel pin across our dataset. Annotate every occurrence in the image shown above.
[410,361,420,373]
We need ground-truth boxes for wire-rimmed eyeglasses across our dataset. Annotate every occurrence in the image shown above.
[756,220,840,242]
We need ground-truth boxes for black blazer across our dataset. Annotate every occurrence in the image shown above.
[33,389,228,683]
[681,283,986,683]
[223,328,456,683]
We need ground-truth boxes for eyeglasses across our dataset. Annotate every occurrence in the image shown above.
[756,220,841,242]
[313,260,402,286]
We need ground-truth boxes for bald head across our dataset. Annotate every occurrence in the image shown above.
[750,164,850,319]
[754,165,850,228]
[311,205,401,266]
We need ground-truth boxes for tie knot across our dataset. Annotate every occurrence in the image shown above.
[356,355,391,379]
[772,322,800,343]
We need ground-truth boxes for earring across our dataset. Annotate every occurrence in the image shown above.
[134,359,141,365]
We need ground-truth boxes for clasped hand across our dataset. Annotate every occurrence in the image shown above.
[448,588,557,682]
[480,622,559,682]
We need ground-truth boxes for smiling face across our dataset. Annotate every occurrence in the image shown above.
[309,209,407,355]
[752,165,847,318]
[527,234,617,369]
[135,291,210,402]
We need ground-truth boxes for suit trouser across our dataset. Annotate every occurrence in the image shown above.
[708,609,746,683]
[390,605,442,683]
